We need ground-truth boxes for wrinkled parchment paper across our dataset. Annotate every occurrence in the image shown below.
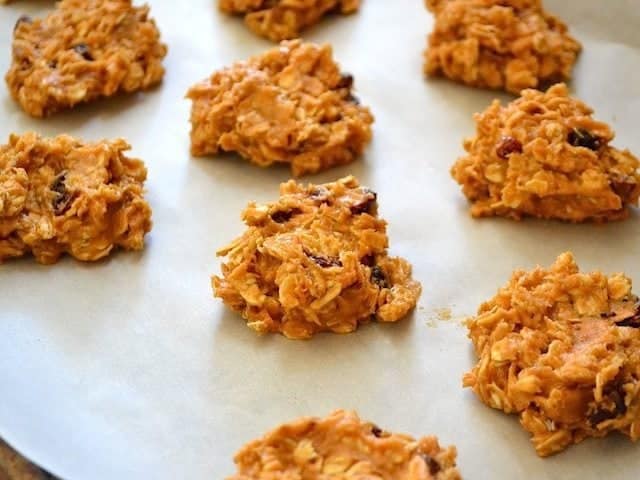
[1,1,639,478]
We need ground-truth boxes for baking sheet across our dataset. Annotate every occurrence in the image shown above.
[1,0,640,478]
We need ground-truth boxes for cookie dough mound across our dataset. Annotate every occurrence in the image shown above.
[464,252,640,457]
[0,132,152,264]
[228,410,461,479]
[424,0,581,93]
[213,176,421,339]
[187,40,373,177]
[6,0,167,117]
[451,84,640,222]
[219,0,360,41]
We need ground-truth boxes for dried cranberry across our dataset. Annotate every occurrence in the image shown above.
[73,43,94,61]
[371,266,389,289]
[14,15,32,32]
[589,383,627,426]
[347,93,360,105]
[304,250,342,268]
[271,208,301,223]
[309,187,330,204]
[350,188,377,215]
[51,173,73,215]
[610,176,638,200]
[496,136,523,159]
[568,128,602,151]
[336,73,354,89]
[614,303,640,328]
[361,254,375,267]
[420,453,441,476]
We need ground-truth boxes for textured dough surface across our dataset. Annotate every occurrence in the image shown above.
[6,0,167,117]
[228,410,461,479]
[213,176,421,339]
[0,132,152,264]
[187,40,373,177]
[424,0,581,93]
[219,0,360,41]
[451,83,640,222]
[464,252,640,456]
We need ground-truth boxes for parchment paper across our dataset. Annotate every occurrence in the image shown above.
[1,1,639,478]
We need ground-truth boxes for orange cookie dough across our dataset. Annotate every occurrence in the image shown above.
[0,132,152,264]
[464,252,640,457]
[424,0,581,94]
[228,410,461,479]
[213,176,421,339]
[219,0,360,42]
[6,0,167,117]
[187,40,373,177]
[451,84,640,222]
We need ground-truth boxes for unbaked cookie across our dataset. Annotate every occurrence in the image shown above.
[213,176,421,339]
[219,0,360,42]
[6,0,167,117]
[187,40,373,177]
[0,132,152,264]
[464,252,640,456]
[424,0,581,94]
[228,410,461,479]
[451,83,640,222]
